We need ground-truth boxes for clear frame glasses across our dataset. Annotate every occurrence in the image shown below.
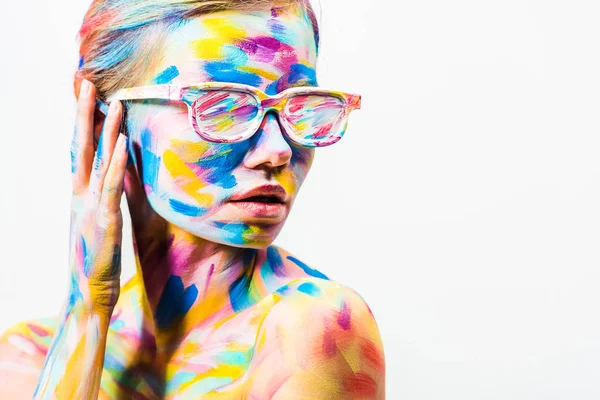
[98,82,361,147]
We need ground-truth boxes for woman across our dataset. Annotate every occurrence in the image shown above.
[0,0,385,398]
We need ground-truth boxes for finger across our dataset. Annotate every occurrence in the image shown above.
[101,133,129,215]
[89,101,123,204]
[71,79,96,192]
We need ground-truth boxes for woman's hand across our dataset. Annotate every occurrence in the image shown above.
[31,79,129,400]
[69,78,128,313]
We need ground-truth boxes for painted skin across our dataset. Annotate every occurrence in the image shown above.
[0,5,384,399]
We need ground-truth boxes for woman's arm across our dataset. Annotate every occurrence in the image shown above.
[29,80,128,400]
[32,305,111,399]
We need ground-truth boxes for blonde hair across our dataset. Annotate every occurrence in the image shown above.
[76,0,319,99]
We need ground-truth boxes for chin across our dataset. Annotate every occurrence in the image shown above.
[197,219,286,249]
[147,195,289,247]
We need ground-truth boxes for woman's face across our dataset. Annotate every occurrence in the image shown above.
[125,6,318,248]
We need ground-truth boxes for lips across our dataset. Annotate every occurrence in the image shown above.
[228,184,288,219]
[229,184,287,204]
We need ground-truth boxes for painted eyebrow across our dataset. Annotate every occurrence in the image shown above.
[289,79,318,88]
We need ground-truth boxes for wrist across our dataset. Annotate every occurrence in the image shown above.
[67,282,120,318]
[88,283,120,316]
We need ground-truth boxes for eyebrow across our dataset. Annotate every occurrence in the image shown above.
[287,81,318,89]
[265,65,317,94]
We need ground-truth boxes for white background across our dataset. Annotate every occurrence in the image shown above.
[1,0,600,398]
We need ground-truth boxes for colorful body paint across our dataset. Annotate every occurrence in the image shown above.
[121,7,321,248]
[2,247,384,399]
[0,4,384,399]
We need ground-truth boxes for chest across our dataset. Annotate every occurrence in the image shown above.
[99,308,269,399]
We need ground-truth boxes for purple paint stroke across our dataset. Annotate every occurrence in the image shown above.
[236,36,286,64]
[203,263,215,299]
[167,242,194,276]
[337,300,352,331]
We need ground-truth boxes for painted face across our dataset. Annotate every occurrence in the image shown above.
[125,6,318,248]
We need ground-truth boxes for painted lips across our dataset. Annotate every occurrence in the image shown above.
[228,184,288,219]
[229,200,287,218]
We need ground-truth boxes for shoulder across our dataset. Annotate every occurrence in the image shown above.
[248,276,385,398]
[261,246,378,332]
[0,318,57,398]
[272,277,384,356]
[0,317,57,358]
[258,246,381,343]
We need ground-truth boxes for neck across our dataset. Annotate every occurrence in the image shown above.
[123,171,260,362]
[131,212,260,360]
[135,222,255,315]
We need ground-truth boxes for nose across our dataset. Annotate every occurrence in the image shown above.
[243,112,292,171]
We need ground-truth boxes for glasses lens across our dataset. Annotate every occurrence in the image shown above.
[283,94,346,146]
[191,90,259,141]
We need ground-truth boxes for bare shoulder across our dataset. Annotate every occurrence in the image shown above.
[0,317,57,399]
[264,246,381,340]
[0,317,57,359]
[271,276,384,350]
[247,254,386,398]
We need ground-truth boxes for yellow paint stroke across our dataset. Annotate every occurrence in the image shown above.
[169,139,211,163]
[191,17,247,60]
[239,65,279,81]
[257,328,268,351]
[181,341,203,360]
[182,292,228,333]
[203,17,247,38]
[191,38,225,59]
[225,341,253,352]
[163,149,214,206]
[275,169,298,196]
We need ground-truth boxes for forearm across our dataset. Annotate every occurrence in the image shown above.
[32,297,111,400]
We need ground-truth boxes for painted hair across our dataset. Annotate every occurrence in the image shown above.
[76,0,320,99]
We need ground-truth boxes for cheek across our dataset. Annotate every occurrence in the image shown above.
[133,107,254,204]
[164,138,252,196]
[292,147,315,176]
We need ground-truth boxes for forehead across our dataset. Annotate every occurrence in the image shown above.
[150,6,318,94]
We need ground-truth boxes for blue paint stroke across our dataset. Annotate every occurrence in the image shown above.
[155,276,199,330]
[297,281,322,297]
[169,199,208,217]
[204,62,262,88]
[266,246,286,277]
[287,63,317,86]
[229,271,253,313]
[154,65,180,84]
[212,221,249,245]
[82,237,94,278]
[140,127,161,191]
[287,256,329,280]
